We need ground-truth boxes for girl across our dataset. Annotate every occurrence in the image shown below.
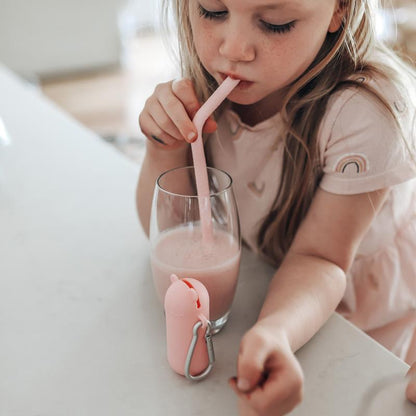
[136,0,416,414]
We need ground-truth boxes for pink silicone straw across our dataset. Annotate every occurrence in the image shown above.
[191,77,240,241]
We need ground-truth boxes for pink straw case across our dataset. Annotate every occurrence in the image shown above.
[164,274,215,380]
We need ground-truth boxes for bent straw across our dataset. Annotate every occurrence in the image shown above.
[191,77,240,241]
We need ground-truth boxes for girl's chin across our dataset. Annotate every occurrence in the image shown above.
[229,87,287,110]
[228,99,258,106]
[227,93,265,106]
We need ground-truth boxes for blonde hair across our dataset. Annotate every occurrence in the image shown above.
[163,0,416,265]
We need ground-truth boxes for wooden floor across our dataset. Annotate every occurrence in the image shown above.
[41,32,178,164]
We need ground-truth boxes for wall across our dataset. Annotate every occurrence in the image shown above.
[0,0,127,78]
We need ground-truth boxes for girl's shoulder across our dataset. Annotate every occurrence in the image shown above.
[321,69,415,143]
[325,47,416,130]
[318,71,416,195]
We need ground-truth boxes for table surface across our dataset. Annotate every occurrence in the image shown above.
[0,65,414,416]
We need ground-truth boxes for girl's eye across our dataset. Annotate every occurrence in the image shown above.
[261,20,296,34]
[197,4,295,35]
[198,4,227,20]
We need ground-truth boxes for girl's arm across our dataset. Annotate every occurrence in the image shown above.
[230,187,389,416]
[258,187,390,351]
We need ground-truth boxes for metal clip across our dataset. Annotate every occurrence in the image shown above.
[184,320,215,381]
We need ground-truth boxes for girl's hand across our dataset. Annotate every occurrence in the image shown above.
[138,78,217,150]
[406,362,416,403]
[229,325,304,416]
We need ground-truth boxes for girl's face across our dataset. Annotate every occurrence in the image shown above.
[189,0,343,112]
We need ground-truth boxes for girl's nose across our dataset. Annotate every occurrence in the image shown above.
[219,26,255,63]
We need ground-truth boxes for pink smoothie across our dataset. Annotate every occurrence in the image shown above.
[151,225,240,321]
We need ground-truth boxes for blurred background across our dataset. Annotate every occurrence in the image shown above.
[0,0,415,165]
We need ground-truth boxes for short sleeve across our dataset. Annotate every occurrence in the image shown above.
[318,84,416,195]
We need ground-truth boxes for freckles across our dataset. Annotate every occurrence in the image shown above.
[194,39,214,70]
[264,42,287,61]
[195,31,217,59]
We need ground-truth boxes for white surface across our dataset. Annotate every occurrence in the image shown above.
[0,0,125,76]
[0,65,414,415]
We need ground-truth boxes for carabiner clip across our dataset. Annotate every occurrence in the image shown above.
[184,320,215,381]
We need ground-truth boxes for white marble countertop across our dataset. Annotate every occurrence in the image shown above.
[0,65,414,415]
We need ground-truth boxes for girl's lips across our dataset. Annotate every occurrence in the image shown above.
[220,72,248,81]
[219,73,253,89]
[235,80,254,90]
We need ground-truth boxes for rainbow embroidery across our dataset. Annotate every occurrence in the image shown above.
[334,153,369,174]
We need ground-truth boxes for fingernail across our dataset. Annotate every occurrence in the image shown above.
[237,378,251,392]
[187,132,197,142]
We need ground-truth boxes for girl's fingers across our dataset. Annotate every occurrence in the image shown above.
[171,78,201,119]
[170,79,201,141]
[203,117,218,134]
[231,327,303,415]
[146,80,197,143]
[171,78,219,138]
[158,96,198,143]
[236,330,273,393]
[139,78,219,149]
[231,353,303,416]
[138,111,177,147]
[247,353,303,415]
[149,99,184,141]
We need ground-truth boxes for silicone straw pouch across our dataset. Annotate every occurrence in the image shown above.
[164,274,215,381]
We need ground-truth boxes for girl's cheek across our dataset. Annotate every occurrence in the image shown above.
[195,36,216,65]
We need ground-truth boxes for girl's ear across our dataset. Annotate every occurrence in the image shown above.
[328,1,346,33]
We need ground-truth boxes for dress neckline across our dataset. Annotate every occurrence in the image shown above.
[223,102,282,133]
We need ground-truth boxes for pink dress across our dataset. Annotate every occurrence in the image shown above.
[207,76,416,363]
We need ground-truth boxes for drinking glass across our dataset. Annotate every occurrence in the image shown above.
[149,166,241,334]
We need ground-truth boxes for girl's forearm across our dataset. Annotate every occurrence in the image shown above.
[136,143,189,236]
[257,252,347,352]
